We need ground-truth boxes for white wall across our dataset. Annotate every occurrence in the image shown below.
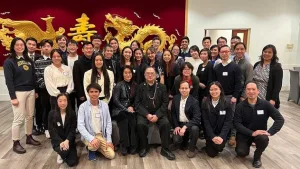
[187,0,300,90]
[206,30,232,46]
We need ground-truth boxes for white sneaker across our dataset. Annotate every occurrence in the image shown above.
[57,154,63,164]
[45,130,50,138]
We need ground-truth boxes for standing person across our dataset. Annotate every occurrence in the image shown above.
[233,42,253,101]
[91,34,102,55]
[171,44,184,68]
[63,39,79,111]
[109,37,121,63]
[217,37,227,48]
[210,45,220,65]
[112,66,138,156]
[48,93,78,167]
[77,83,115,161]
[135,67,175,160]
[253,45,283,109]
[103,44,120,83]
[185,45,203,75]
[83,53,114,103]
[152,37,163,61]
[133,48,147,84]
[202,82,232,157]
[180,36,190,59]
[146,47,164,83]
[56,35,68,59]
[130,40,141,52]
[35,39,53,138]
[234,82,284,168]
[73,41,93,107]
[171,81,201,158]
[202,37,212,49]
[44,49,74,110]
[230,36,250,62]
[120,46,134,70]
[4,37,41,154]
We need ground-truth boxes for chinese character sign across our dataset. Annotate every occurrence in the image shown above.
[67,13,97,42]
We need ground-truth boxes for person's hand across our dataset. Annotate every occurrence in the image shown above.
[270,100,275,106]
[146,114,153,121]
[252,130,270,137]
[150,115,158,123]
[231,97,237,103]
[11,99,19,106]
[59,142,65,150]
[35,93,39,99]
[174,127,181,135]
[215,137,223,145]
[127,106,135,113]
[179,126,187,136]
[199,83,206,89]
[212,137,218,144]
[106,142,114,150]
[90,138,100,149]
[61,140,70,150]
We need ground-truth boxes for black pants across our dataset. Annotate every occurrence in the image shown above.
[68,92,76,112]
[35,96,43,130]
[235,134,269,160]
[39,89,51,130]
[54,145,78,167]
[173,123,199,151]
[113,111,137,148]
[205,139,226,157]
[137,115,170,150]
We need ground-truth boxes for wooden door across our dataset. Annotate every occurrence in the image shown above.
[232,29,249,48]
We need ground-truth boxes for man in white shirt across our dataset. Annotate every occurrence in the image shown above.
[171,81,201,158]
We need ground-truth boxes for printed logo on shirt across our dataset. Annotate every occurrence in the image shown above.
[23,65,29,71]
[17,60,30,67]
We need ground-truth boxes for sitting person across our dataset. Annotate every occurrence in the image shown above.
[48,93,78,167]
[202,82,232,157]
[112,66,138,155]
[77,83,115,161]
[171,81,201,158]
[234,82,284,168]
[135,67,175,160]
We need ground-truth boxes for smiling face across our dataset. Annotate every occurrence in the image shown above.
[182,65,192,77]
[134,49,143,62]
[123,68,133,82]
[67,42,78,54]
[110,40,119,51]
[200,51,209,62]
[42,43,52,56]
[152,39,160,50]
[94,55,103,69]
[82,44,93,57]
[172,45,180,57]
[234,44,246,59]
[179,81,190,97]
[220,46,231,61]
[190,49,199,59]
[131,41,139,51]
[144,67,156,83]
[209,84,221,100]
[163,50,172,63]
[88,88,100,102]
[181,39,189,50]
[147,49,155,61]
[246,82,259,99]
[123,48,132,61]
[262,47,274,62]
[104,46,113,59]
[26,40,37,53]
[58,38,67,48]
[57,95,68,111]
[92,39,102,49]
[211,47,219,57]
[14,40,25,55]
[202,39,211,49]
[52,51,62,66]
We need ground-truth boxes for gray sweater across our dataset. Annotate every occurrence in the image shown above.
[234,57,253,98]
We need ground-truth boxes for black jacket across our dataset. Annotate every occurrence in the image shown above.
[201,100,233,140]
[196,61,214,97]
[104,59,120,83]
[133,63,147,84]
[48,110,77,149]
[112,81,137,117]
[162,62,180,93]
[135,82,168,118]
[234,98,284,137]
[73,56,92,99]
[254,62,283,108]
[171,94,201,129]
[172,75,200,100]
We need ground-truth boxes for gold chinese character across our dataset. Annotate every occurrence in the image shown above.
[67,13,97,42]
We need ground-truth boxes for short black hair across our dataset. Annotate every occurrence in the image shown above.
[179,80,190,88]
[26,37,37,44]
[82,41,94,48]
[181,36,190,43]
[219,45,230,51]
[217,36,227,43]
[86,83,102,93]
[245,81,258,88]
[202,36,211,43]
[67,39,78,47]
[231,36,241,41]
[92,34,102,41]
[56,35,68,43]
[152,36,161,43]
[40,39,54,47]
[50,49,62,59]
[234,42,247,50]
[180,62,194,76]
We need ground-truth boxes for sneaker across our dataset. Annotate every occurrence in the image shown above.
[57,154,63,164]
[45,130,50,139]
[88,150,96,161]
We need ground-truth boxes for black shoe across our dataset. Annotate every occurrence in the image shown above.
[129,146,137,155]
[160,148,175,160]
[120,146,128,156]
[252,159,262,168]
[139,148,149,157]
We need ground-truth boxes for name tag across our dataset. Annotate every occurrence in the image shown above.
[57,122,61,126]
[220,111,226,115]
[95,113,101,118]
[202,68,205,71]
[133,69,136,73]
[257,110,264,115]
[222,72,228,76]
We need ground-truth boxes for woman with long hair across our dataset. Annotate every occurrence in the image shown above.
[202,82,232,157]
[48,93,78,166]
[130,40,141,52]
[83,53,114,103]
[112,66,138,156]
[120,46,134,68]
[109,37,121,63]
[133,48,147,84]
[146,46,163,83]
[171,44,184,68]
[253,44,283,109]
[3,37,41,154]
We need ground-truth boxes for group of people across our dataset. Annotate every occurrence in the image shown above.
[3,34,285,168]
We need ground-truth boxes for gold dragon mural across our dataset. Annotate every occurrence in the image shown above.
[0,15,65,50]
[103,13,177,51]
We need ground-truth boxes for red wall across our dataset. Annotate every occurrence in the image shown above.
[0,0,186,66]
